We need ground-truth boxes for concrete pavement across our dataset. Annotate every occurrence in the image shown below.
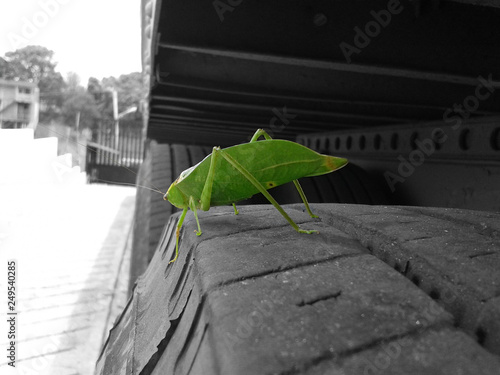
[0,183,136,375]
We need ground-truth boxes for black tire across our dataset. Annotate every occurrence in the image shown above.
[241,158,390,206]
[101,203,500,375]
[129,142,152,292]
[129,143,391,293]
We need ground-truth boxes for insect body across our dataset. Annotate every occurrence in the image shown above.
[164,129,348,263]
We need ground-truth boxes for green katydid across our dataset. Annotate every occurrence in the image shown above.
[164,129,348,264]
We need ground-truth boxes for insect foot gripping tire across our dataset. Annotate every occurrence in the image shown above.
[97,203,500,375]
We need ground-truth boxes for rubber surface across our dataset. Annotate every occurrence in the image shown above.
[100,203,500,375]
[129,143,152,292]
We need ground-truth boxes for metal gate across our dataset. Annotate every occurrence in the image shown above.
[86,127,144,184]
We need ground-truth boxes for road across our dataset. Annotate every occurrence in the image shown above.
[0,183,136,375]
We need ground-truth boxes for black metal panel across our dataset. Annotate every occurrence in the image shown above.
[156,0,500,76]
[143,0,500,145]
[297,116,500,211]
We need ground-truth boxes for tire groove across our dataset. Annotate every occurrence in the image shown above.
[280,322,453,375]
[137,293,189,375]
[207,252,364,293]
[400,207,500,239]
[296,291,342,307]
[173,295,207,374]
[184,323,209,375]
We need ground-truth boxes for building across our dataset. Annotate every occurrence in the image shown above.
[0,79,40,129]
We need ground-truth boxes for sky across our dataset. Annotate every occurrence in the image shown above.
[0,0,142,84]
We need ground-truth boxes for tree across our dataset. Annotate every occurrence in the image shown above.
[88,74,144,132]
[61,72,100,130]
[0,57,8,78]
[3,45,66,121]
[87,77,105,103]
[2,46,142,135]
[66,71,81,91]
[3,46,61,82]
[101,72,143,113]
[86,76,114,130]
[61,88,100,130]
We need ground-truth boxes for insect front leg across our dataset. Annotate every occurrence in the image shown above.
[200,146,219,211]
[218,149,318,235]
[171,207,188,264]
[292,180,318,218]
[189,196,203,236]
[200,147,240,216]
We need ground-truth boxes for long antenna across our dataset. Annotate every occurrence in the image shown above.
[95,178,164,195]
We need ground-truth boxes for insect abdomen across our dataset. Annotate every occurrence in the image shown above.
[174,140,347,206]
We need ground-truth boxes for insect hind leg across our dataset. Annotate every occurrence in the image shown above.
[250,129,319,219]
[170,207,188,264]
[249,129,273,142]
[217,148,318,235]
[200,146,220,211]
[232,203,239,215]
[292,180,318,218]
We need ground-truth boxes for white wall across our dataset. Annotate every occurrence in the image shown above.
[0,129,86,186]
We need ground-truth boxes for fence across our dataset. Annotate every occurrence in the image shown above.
[86,127,144,184]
